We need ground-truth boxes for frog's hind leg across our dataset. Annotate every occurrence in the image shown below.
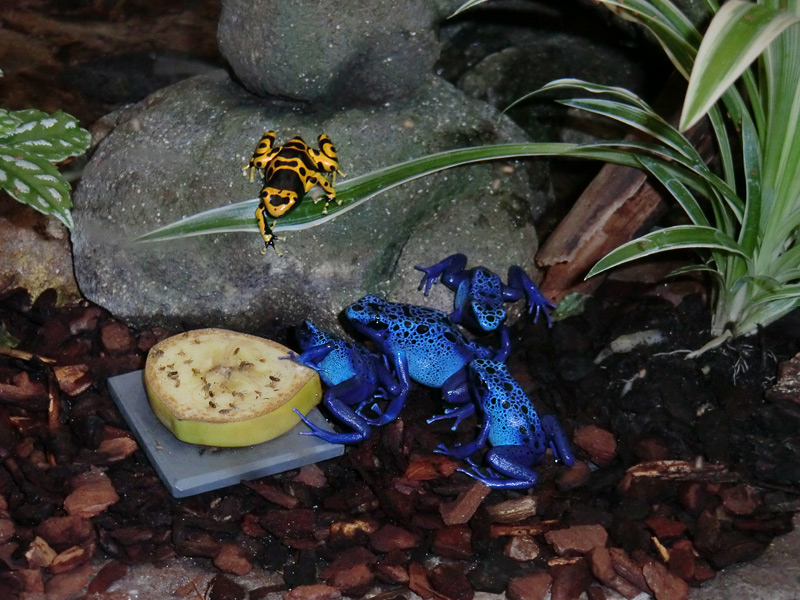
[294,379,375,444]
[542,415,575,466]
[414,253,468,296]
[460,445,539,489]
[305,173,339,213]
[309,134,344,180]
[245,131,279,180]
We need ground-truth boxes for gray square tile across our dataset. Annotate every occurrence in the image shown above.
[108,370,344,498]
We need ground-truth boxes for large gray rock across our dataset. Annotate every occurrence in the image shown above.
[72,70,549,337]
[217,0,442,106]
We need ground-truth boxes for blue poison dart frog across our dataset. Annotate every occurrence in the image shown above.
[287,321,409,444]
[244,131,344,250]
[415,253,556,331]
[345,295,509,429]
[435,359,574,489]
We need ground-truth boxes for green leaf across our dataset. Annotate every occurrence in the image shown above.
[0,110,22,137]
[558,97,703,166]
[595,0,703,77]
[635,155,709,226]
[452,0,490,16]
[586,225,747,278]
[0,108,90,228]
[737,110,762,254]
[551,293,590,321]
[680,1,800,130]
[510,78,654,113]
[0,322,19,348]
[135,142,578,242]
[0,109,91,162]
[0,150,74,228]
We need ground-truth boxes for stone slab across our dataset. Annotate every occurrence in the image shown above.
[108,370,344,498]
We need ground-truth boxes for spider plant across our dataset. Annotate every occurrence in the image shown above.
[138,0,800,349]
[579,0,800,349]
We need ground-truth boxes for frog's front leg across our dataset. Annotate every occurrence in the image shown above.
[360,352,410,426]
[289,342,335,369]
[460,445,540,489]
[542,414,575,466]
[434,415,490,459]
[493,325,511,363]
[414,253,468,296]
[427,368,474,430]
[426,404,475,430]
[255,203,279,250]
[506,266,556,327]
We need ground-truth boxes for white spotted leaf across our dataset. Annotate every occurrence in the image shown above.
[0,108,90,228]
[0,109,91,162]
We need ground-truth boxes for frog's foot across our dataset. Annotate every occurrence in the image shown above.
[426,404,475,431]
[358,402,399,426]
[528,292,556,328]
[433,440,481,460]
[508,265,556,327]
[414,264,443,296]
[456,466,537,489]
[293,408,366,444]
[464,446,540,489]
[541,415,575,466]
[281,351,308,368]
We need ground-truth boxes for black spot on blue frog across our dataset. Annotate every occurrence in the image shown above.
[434,358,574,489]
[415,253,556,333]
[345,295,509,428]
[288,321,408,444]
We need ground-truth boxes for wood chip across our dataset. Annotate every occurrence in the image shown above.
[439,481,490,525]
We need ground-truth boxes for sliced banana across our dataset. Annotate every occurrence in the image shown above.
[144,328,321,447]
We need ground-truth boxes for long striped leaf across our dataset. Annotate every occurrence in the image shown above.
[586,225,746,278]
[635,155,709,226]
[135,142,576,242]
[680,1,800,130]
[136,139,730,244]
[452,0,490,16]
[559,98,703,165]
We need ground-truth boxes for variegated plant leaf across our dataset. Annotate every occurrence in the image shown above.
[0,108,90,228]
[0,150,74,228]
[0,109,92,162]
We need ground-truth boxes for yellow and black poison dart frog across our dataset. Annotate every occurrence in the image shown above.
[244,131,343,249]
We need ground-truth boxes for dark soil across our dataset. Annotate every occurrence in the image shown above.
[1,280,799,599]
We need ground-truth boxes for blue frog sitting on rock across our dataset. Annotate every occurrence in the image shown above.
[415,253,556,332]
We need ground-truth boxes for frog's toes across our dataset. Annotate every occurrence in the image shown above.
[434,443,452,455]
